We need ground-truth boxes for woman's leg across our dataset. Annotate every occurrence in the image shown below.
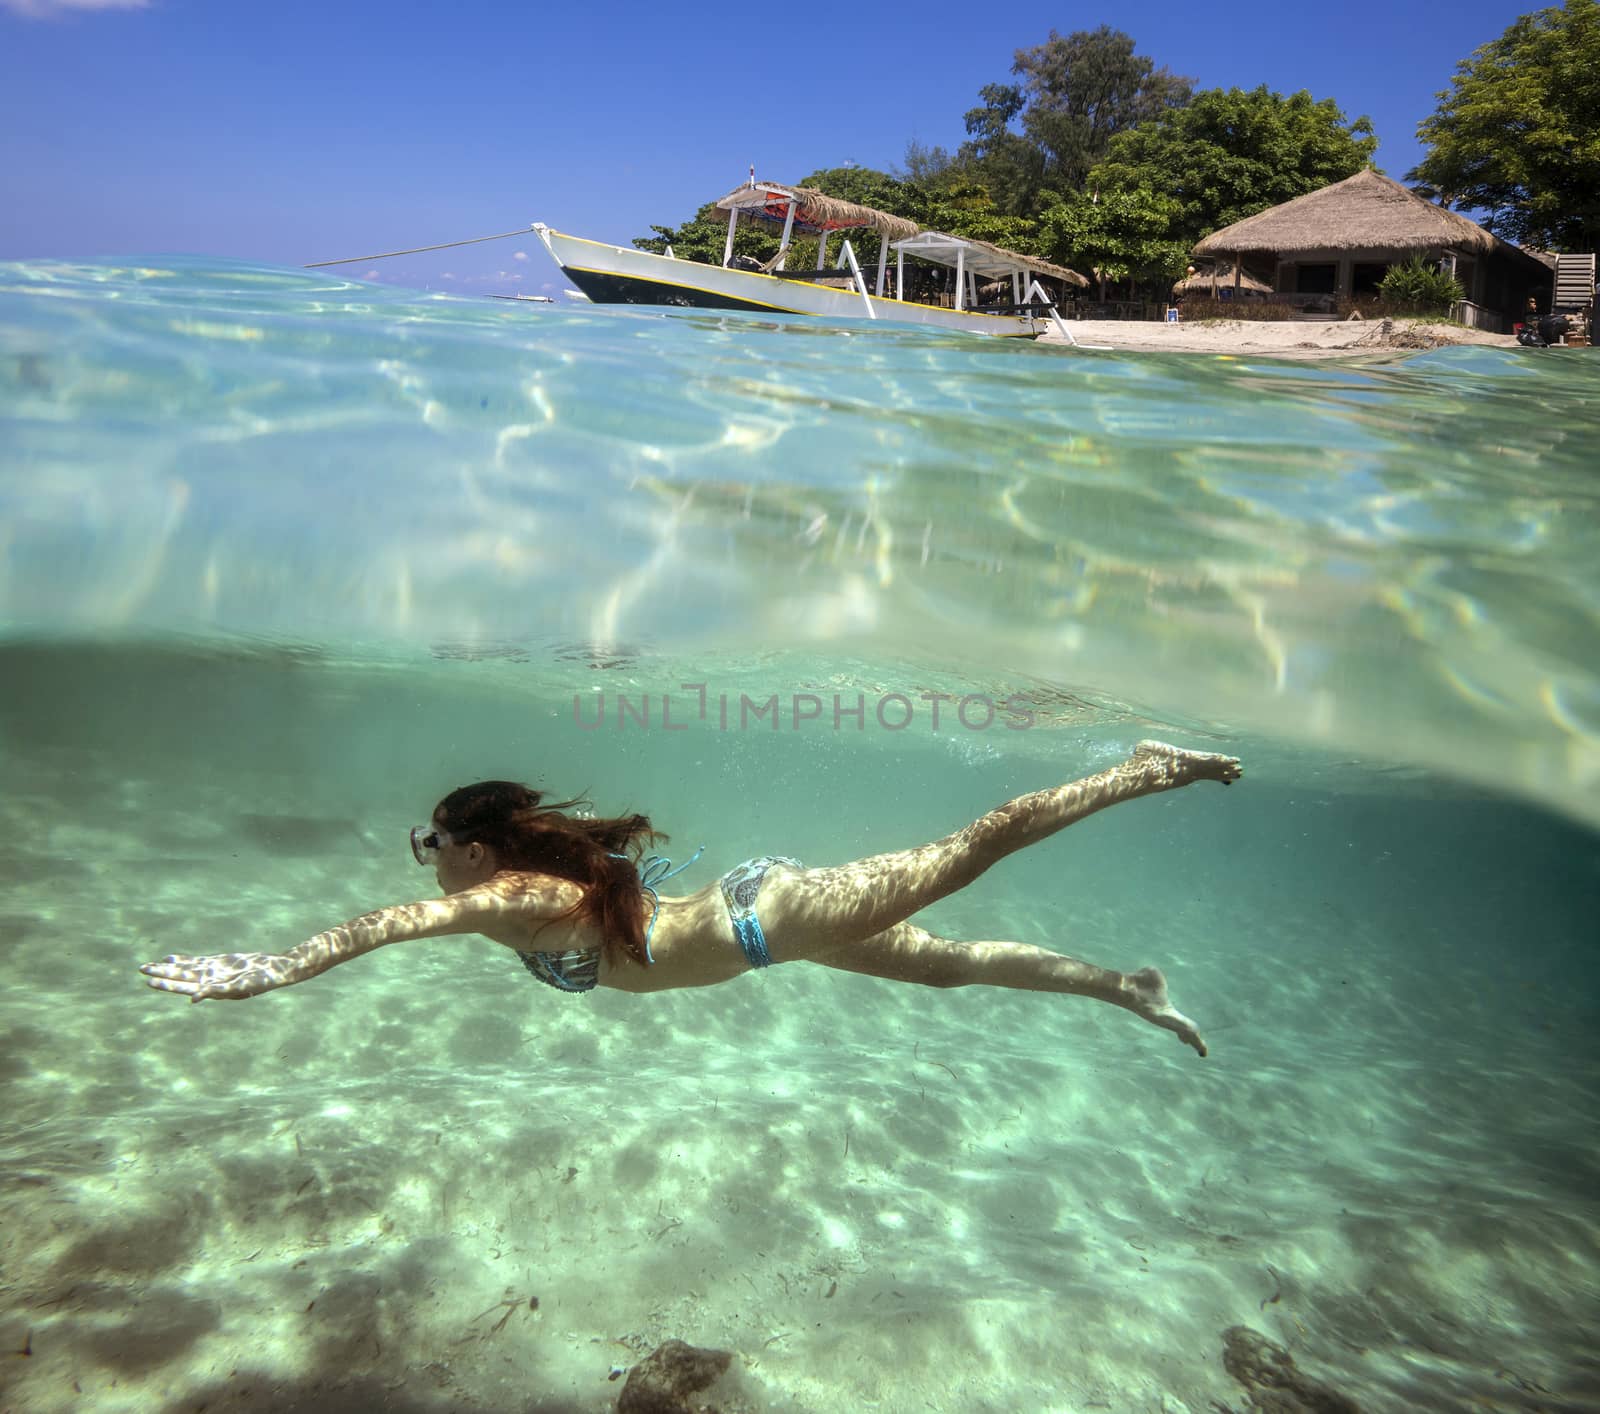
[810,922,1207,1056]
[765,739,1239,958]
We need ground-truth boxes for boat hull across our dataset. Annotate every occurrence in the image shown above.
[534,226,1042,338]
[562,266,780,314]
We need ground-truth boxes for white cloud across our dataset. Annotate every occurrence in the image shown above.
[512,250,528,262]
[2,0,150,17]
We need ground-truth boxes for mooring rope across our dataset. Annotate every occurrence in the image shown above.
[304,226,535,269]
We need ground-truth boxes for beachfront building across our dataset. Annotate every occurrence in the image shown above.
[1191,169,1551,330]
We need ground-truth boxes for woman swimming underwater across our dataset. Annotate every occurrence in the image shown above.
[140,740,1241,1057]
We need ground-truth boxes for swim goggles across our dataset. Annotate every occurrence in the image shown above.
[410,825,455,865]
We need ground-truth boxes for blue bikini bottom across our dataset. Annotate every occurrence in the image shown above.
[719,854,802,970]
[515,854,801,992]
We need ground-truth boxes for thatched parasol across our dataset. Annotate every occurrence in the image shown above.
[1193,169,1512,259]
[1174,262,1272,295]
[713,181,919,242]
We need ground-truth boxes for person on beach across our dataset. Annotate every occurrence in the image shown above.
[140,740,1241,1057]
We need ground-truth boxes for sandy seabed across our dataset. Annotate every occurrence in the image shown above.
[2,722,1597,1414]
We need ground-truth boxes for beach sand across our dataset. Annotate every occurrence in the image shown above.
[1,653,1596,1414]
[1040,318,1522,359]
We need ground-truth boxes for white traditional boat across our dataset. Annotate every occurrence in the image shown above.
[532,178,1089,340]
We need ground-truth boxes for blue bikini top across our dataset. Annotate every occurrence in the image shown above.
[514,847,703,994]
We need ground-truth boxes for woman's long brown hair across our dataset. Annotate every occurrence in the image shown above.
[433,781,664,966]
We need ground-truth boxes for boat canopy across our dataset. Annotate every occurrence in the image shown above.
[713,181,919,242]
[705,179,1083,329]
[893,231,1088,288]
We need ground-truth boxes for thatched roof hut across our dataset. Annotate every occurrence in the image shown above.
[713,180,919,242]
[1193,170,1511,258]
[1190,169,1548,326]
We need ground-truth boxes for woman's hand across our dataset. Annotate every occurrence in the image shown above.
[139,951,301,1002]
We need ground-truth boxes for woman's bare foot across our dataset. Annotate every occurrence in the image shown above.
[1121,966,1207,1057]
[1131,739,1242,787]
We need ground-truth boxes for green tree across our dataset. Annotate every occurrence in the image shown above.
[952,28,1191,220]
[1042,86,1373,301]
[899,140,956,184]
[632,209,779,265]
[1410,0,1600,250]
[1012,28,1193,194]
[954,83,1047,217]
[901,175,1039,251]
[1040,189,1189,297]
[1089,86,1377,250]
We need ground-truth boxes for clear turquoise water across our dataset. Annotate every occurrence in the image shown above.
[1,259,1597,1412]
[3,257,1598,825]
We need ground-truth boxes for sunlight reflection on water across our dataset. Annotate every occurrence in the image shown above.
[2,256,1598,824]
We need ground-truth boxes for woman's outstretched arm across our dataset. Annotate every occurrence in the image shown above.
[139,874,574,1002]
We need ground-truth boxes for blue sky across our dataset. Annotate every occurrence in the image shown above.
[1,0,1533,295]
